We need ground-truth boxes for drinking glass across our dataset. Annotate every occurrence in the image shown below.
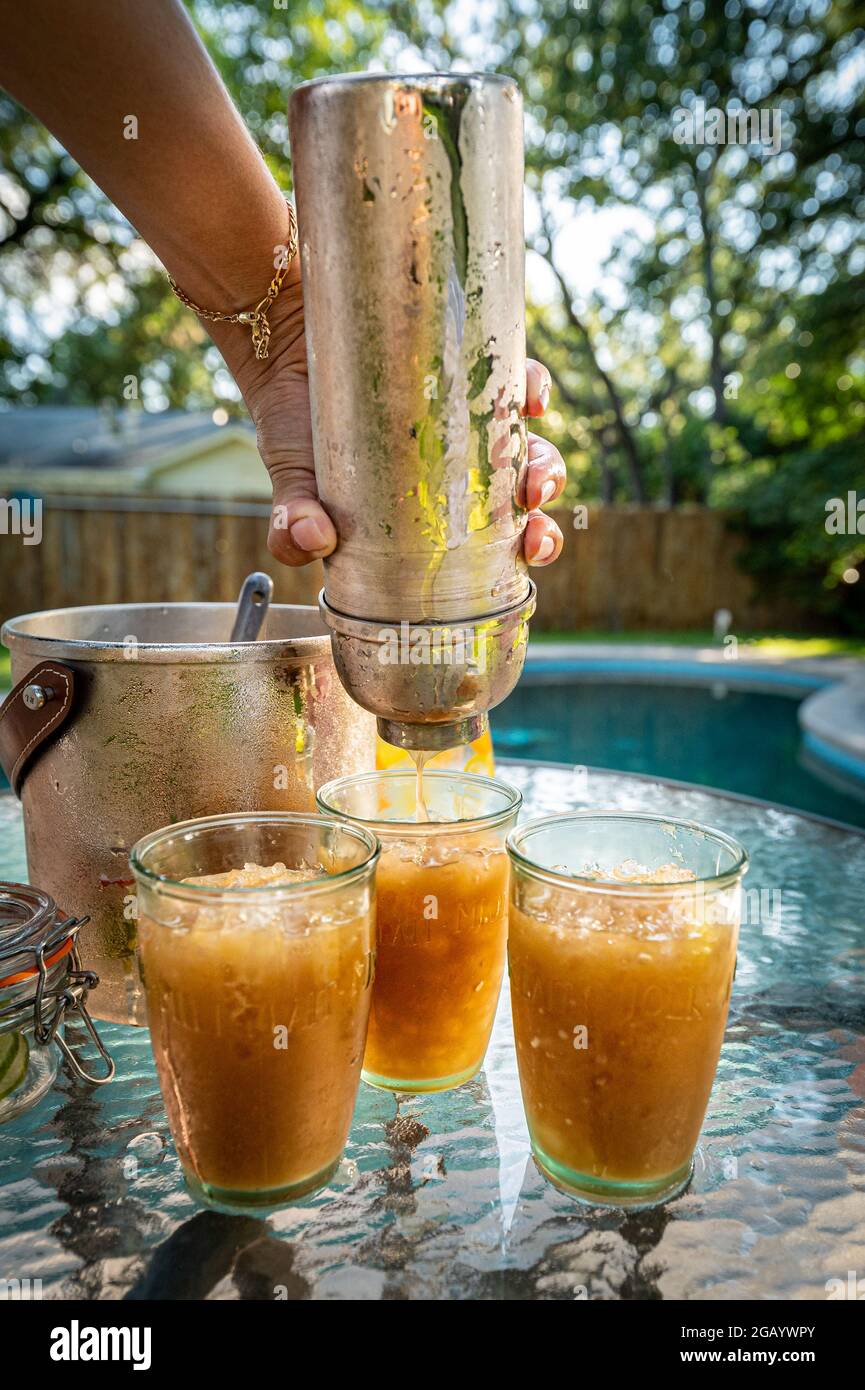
[131,812,378,1209]
[507,811,748,1207]
[317,770,521,1092]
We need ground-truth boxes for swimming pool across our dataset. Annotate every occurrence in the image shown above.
[492,676,865,829]
[2,668,862,829]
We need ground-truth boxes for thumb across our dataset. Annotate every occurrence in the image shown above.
[267,463,337,567]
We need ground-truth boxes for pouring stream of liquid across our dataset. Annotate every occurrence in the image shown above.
[409,749,435,823]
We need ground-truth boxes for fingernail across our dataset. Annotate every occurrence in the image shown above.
[540,479,557,506]
[539,381,550,411]
[290,517,330,552]
[532,535,556,564]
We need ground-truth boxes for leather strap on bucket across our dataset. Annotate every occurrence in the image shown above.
[0,661,76,797]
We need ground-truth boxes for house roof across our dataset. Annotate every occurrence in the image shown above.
[0,406,255,472]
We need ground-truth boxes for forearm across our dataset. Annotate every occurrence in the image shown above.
[0,0,287,309]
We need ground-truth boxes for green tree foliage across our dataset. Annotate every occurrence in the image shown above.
[1,0,863,626]
[0,0,387,413]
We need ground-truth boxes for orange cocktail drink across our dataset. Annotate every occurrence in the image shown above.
[131,812,378,1209]
[507,812,747,1207]
[317,771,521,1092]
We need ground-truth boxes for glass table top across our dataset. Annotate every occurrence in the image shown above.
[1,764,864,1301]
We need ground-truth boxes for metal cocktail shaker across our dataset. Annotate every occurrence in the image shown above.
[289,73,536,750]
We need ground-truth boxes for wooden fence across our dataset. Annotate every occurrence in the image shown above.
[534,504,800,632]
[0,495,800,634]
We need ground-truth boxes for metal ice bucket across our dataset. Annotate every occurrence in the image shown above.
[1,603,375,1024]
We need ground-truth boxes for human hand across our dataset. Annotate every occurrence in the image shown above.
[232,267,565,568]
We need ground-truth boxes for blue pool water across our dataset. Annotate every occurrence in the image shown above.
[492,676,865,830]
[2,674,863,830]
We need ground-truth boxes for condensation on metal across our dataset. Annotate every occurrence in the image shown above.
[290,73,533,740]
[2,604,375,1025]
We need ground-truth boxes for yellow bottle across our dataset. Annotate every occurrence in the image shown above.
[376,725,495,776]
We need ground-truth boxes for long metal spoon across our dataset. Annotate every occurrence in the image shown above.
[229,571,274,643]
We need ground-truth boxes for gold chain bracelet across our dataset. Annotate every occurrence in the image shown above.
[167,199,299,361]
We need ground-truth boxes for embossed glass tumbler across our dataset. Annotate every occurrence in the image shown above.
[317,771,521,1092]
[507,812,748,1208]
[131,812,378,1210]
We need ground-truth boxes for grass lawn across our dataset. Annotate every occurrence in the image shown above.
[1,632,862,693]
[529,630,865,658]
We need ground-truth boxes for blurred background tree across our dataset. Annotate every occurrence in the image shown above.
[1,0,863,627]
[0,0,388,413]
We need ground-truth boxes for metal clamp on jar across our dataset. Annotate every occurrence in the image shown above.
[0,883,115,1122]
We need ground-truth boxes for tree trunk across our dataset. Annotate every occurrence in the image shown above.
[695,166,728,426]
[539,216,647,503]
